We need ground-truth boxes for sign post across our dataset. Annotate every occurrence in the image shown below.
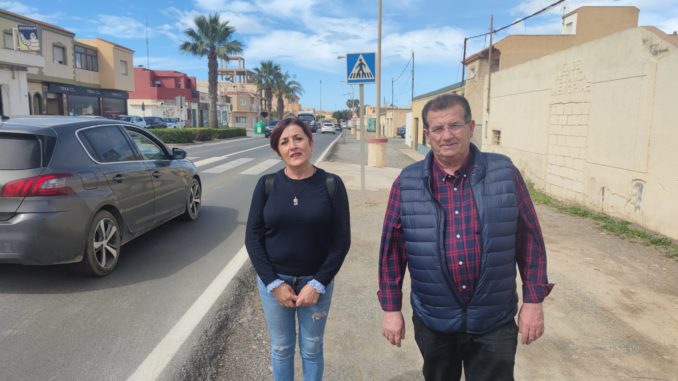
[345,52,376,197]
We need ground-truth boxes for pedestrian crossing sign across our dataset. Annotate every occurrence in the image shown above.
[346,52,376,84]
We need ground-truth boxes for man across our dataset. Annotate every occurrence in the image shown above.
[378,94,553,381]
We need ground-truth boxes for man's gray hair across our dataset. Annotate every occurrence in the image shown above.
[422,93,472,130]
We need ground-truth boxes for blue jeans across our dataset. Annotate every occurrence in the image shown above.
[257,275,334,381]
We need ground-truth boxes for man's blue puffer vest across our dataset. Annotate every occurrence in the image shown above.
[400,144,519,334]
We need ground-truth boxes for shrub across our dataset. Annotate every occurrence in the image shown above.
[148,127,246,143]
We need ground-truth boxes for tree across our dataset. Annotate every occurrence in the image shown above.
[253,60,281,120]
[180,14,242,128]
[332,109,352,122]
[273,71,304,119]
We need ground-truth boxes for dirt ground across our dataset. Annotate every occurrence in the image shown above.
[215,137,678,380]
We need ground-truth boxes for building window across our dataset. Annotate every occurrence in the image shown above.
[119,60,128,75]
[239,99,248,106]
[492,130,501,145]
[4,32,13,49]
[235,116,247,124]
[53,45,66,65]
[75,46,98,72]
[67,94,100,116]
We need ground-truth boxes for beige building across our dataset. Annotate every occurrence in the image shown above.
[379,107,411,138]
[473,6,678,240]
[218,57,262,128]
[0,9,133,118]
[197,80,231,126]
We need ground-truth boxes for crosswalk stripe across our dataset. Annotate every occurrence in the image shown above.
[202,158,253,174]
[193,156,227,167]
[240,159,281,175]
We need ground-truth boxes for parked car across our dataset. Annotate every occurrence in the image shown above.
[265,120,278,138]
[397,126,406,138]
[0,116,201,276]
[164,117,183,129]
[117,115,147,128]
[320,120,335,134]
[143,116,167,129]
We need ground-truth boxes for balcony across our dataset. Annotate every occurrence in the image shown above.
[0,48,45,68]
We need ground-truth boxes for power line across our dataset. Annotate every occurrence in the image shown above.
[466,0,566,41]
[393,54,413,83]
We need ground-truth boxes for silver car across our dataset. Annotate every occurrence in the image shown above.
[0,117,202,276]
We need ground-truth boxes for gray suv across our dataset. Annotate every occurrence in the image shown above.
[0,117,201,276]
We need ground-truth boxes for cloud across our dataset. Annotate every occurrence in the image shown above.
[0,0,61,23]
[96,15,147,38]
[167,7,267,35]
[194,0,254,13]
[143,55,208,72]
[383,27,467,64]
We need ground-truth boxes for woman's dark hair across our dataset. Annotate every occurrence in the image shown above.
[269,117,314,154]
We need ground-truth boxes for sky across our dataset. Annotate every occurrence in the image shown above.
[3,0,678,112]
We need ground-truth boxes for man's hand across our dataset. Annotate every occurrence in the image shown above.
[518,302,544,345]
[295,284,320,307]
[382,311,406,347]
[272,283,297,308]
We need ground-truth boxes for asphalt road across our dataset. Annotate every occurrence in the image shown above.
[0,132,340,381]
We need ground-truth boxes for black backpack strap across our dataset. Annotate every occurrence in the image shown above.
[264,173,275,200]
[325,172,337,203]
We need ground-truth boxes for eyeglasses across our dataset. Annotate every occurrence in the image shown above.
[427,122,469,136]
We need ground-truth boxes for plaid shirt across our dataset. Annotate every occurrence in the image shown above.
[378,152,553,311]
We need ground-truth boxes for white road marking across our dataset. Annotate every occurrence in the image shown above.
[193,144,269,168]
[193,156,227,167]
[202,158,253,174]
[239,159,280,175]
[126,247,249,381]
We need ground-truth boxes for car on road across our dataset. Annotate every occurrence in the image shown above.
[164,117,183,129]
[397,126,406,138]
[265,120,278,138]
[320,120,336,134]
[309,121,319,133]
[334,123,342,133]
[117,115,147,128]
[0,117,201,276]
[143,116,167,129]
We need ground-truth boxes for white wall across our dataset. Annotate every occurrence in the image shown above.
[0,69,30,116]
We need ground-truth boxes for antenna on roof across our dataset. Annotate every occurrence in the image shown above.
[146,18,150,69]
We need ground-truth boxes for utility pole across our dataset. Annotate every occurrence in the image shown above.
[411,50,415,107]
[375,0,382,137]
[391,77,394,108]
[487,15,494,114]
[319,79,322,112]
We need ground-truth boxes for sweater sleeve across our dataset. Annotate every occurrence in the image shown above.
[245,175,280,285]
[313,174,351,286]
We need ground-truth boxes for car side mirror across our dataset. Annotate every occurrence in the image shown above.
[172,147,187,160]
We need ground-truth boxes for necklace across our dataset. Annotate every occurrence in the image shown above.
[284,167,316,206]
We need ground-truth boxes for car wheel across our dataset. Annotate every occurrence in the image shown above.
[79,210,121,277]
[181,178,201,221]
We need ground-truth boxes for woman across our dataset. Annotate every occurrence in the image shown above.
[245,117,351,381]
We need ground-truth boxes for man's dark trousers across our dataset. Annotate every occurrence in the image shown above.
[412,314,518,381]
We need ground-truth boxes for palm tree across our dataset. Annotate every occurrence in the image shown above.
[274,71,304,119]
[253,60,281,119]
[180,14,242,128]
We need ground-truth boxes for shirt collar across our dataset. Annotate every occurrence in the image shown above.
[432,149,475,182]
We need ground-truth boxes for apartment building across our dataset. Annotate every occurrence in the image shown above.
[127,67,200,127]
[0,9,133,118]
[197,80,230,126]
[218,57,262,129]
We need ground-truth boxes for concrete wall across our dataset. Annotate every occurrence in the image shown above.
[0,69,30,116]
[486,27,678,240]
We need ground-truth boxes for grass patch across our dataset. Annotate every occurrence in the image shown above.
[527,182,678,260]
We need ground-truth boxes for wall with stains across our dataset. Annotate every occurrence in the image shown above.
[485,27,678,240]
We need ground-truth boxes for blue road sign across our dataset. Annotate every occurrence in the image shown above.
[346,53,376,84]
